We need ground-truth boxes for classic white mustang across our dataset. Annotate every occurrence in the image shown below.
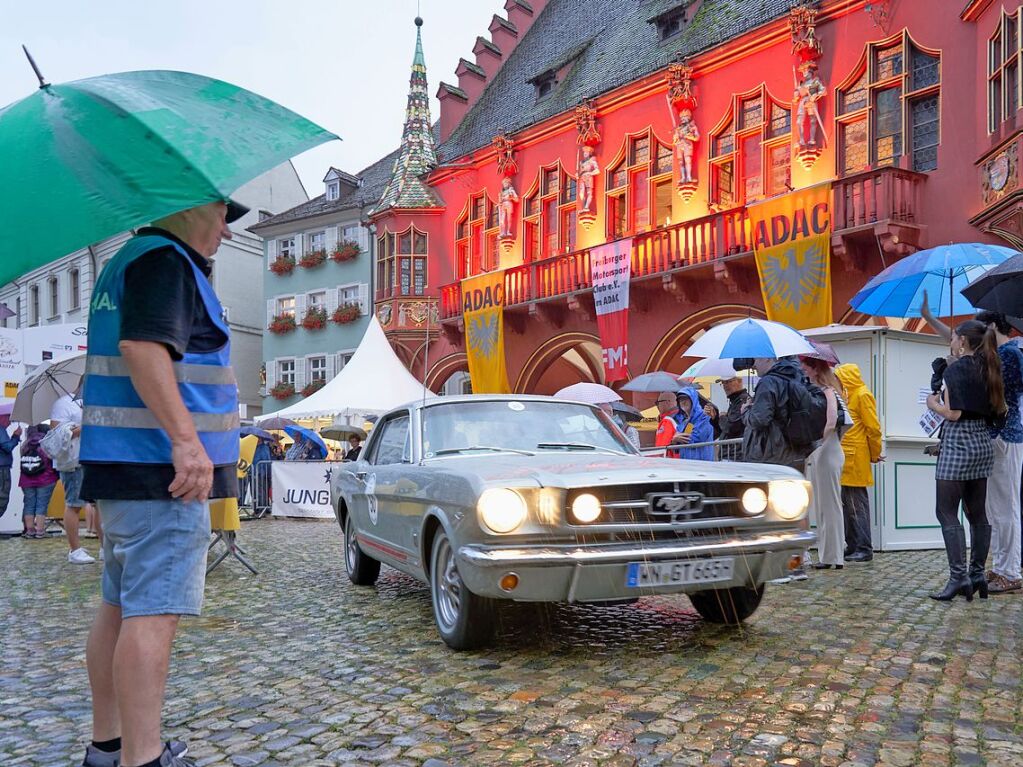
[330,395,815,650]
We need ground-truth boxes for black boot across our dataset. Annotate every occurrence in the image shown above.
[969,522,992,600]
[931,525,973,601]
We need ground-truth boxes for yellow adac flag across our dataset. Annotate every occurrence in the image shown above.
[748,182,833,330]
[238,434,258,480]
[461,271,510,394]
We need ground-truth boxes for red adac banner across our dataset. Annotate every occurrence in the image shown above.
[590,237,633,382]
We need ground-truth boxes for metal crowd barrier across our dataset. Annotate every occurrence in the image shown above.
[640,437,743,461]
[240,460,275,520]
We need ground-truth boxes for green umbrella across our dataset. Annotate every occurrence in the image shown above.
[0,58,338,284]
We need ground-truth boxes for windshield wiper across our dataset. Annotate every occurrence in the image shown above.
[536,442,626,455]
[433,445,535,456]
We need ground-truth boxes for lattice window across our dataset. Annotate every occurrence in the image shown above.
[377,226,428,297]
[603,129,672,239]
[455,193,495,278]
[989,7,1023,132]
[522,162,578,259]
[837,32,941,173]
[709,85,790,206]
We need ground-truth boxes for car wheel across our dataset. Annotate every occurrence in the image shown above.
[689,584,764,625]
[344,512,380,586]
[429,529,494,650]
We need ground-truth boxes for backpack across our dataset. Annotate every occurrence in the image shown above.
[785,378,828,448]
[20,440,50,476]
[834,391,854,439]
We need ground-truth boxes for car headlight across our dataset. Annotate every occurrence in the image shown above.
[478,488,527,533]
[741,487,768,515]
[570,493,602,524]
[768,480,810,520]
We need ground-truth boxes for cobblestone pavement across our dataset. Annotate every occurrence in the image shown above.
[3,520,1022,767]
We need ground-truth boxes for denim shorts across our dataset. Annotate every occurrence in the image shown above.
[22,484,56,518]
[98,499,211,618]
[60,468,85,508]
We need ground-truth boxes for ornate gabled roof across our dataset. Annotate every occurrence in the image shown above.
[372,17,443,214]
[438,0,798,163]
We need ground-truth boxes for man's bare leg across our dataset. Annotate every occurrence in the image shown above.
[113,614,180,766]
[87,602,122,743]
[64,505,81,551]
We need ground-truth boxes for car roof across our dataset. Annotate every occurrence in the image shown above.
[384,394,597,417]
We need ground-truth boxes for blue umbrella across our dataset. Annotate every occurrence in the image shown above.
[284,425,328,459]
[849,243,1017,318]
[683,318,814,359]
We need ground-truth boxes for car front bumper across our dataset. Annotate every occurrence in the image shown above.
[456,529,817,602]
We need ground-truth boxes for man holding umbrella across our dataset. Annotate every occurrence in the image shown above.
[78,200,244,767]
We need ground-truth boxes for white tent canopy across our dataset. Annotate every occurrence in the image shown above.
[256,316,435,421]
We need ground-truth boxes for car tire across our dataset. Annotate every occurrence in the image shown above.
[688,584,764,625]
[344,512,380,586]
[429,529,494,650]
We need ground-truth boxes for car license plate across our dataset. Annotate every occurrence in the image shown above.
[625,557,734,588]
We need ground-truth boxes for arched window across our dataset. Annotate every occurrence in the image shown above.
[836,31,940,174]
[709,85,791,208]
[376,225,428,298]
[989,7,1022,133]
[455,192,498,279]
[522,162,577,261]
[604,130,673,240]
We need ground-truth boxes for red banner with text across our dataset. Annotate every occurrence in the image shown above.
[590,238,633,383]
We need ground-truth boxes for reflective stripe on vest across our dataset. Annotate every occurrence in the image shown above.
[86,355,238,386]
[79,234,239,467]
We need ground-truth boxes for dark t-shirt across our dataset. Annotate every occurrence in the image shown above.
[81,228,239,501]
[944,355,993,421]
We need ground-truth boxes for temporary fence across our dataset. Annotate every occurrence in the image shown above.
[240,460,274,519]
[640,437,743,461]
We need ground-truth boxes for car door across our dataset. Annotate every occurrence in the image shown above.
[355,412,414,570]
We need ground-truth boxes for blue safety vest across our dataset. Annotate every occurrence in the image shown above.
[80,235,240,466]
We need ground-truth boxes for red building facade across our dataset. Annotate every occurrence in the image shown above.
[369,0,1023,395]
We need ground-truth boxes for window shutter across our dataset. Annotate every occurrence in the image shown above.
[265,359,276,390]
[327,286,339,314]
[326,353,337,380]
[295,358,307,390]
[295,294,307,319]
[266,299,275,326]
[295,233,304,257]
[335,351,345,373]
[326,225,339,254]
[358,283,369,315]
[267,239,277,268]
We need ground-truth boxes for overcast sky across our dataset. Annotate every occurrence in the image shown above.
[1,0,503,195]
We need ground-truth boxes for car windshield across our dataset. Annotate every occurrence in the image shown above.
[421,399,635,459]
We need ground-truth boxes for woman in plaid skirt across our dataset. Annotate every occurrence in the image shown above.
[926,320,1007,601]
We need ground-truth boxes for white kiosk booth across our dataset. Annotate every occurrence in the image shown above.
[803,325,948,551]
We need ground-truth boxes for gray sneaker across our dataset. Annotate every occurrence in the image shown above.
[82,740,189,767]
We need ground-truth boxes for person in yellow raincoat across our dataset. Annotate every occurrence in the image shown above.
[835,363,883,563]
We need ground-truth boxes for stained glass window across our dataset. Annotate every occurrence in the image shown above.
[910,46,940,91]
[768,144,791,196]
[910,95,939,172]
[840,70,869,114]
[875,44,903,80]
[841,119,868,175]
[874,86,903,166]
[741,96,763,129]
[654,142,673,175]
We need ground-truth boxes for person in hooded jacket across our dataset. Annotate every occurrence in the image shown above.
[835,363,883,563]
[19,424,58,539]
[671,387,715,461]
[743,357,815,471]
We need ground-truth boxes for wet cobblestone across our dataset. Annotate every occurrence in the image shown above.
[3,519,1022,766]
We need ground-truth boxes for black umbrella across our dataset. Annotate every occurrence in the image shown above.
[611,401,643,423]
[960,252,1023,316]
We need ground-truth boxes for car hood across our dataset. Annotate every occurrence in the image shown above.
[420,452,802,488]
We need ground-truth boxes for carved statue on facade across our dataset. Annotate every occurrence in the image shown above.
[671,108,700,184]
[790,3,826,168]
[577,145,600,214]
[573,100,601,227]
[665,59,699,202]
[492,133,518,178]
[498,176,519,238]
[793,61,826,149]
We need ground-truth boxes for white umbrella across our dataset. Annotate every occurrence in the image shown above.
[553,382,622,405]
[320,421,368,442]
[12,352,86,424]
[683,318,814,360]
[681,358,745,379]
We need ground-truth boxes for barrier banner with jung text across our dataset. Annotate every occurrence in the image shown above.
[270,461,336,519]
